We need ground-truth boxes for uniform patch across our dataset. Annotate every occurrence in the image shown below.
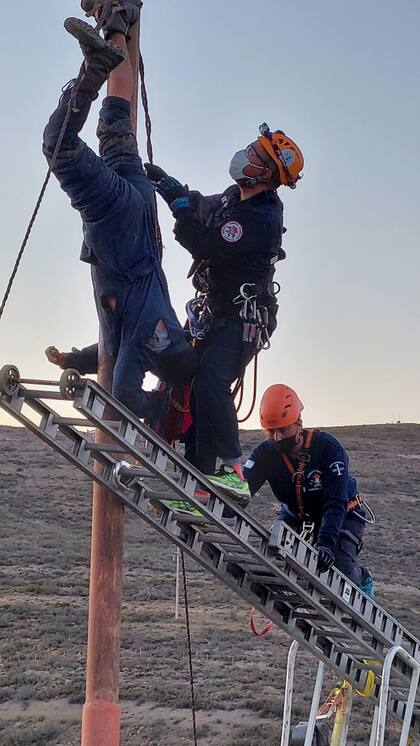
[244,459,255,470]
[307,469,323,491]
[221,221,243,243]
[329,460,345,477]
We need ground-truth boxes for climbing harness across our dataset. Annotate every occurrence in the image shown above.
[281,428,316,519]
[185,296,213,340]
[280,431,377,524]
[249,606,273,637]
[232,282,272,351]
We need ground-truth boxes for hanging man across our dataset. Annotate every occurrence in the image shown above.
[244,384,375,596]
[145,127,303,496]
[43,2,198,420]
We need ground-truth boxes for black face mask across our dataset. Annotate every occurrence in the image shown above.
[273,436,298,454]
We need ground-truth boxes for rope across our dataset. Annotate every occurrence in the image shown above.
[237,353,259,424]
[138,27,164,258]
[181,551,198,746]
[0,5,114,325]
[0,76,83,324]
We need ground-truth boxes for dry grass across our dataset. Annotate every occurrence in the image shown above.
[0,424,419,745]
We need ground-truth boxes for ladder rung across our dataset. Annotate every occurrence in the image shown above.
[24,390,64,400]
[249,575,290,586]
[85,443,127,453]
[52,416,93,427]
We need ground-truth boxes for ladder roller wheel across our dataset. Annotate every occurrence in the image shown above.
[59,368,82,400]
[0,364,20,396]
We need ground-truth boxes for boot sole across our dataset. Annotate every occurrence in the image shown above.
[64,17,126,64]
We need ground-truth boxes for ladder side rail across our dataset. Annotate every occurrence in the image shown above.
[373,646,420,746]
[304,660,325,746]
[281,640,300,746]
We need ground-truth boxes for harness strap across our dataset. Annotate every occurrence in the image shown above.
[281,429,316,519]
[347,493,364,512]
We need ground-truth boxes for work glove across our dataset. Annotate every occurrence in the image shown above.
[144,164,189,209]
[315,544,335,573]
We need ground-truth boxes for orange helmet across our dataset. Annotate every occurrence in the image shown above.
[258,123,304,189]
[260,384,304,429]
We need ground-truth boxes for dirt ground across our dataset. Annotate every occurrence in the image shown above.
[0,423,419,745]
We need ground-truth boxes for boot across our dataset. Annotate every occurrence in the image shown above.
[81,0,143,39]
[64,18,125,97]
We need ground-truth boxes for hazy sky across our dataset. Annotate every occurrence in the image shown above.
[0,0,419,429]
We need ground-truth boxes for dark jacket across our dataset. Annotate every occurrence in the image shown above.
[244,430,361,552]
[173,186,284,316]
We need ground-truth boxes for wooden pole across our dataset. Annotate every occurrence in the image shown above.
[81,21,140,746]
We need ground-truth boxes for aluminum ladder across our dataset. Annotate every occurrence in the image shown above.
[0,365,419,740]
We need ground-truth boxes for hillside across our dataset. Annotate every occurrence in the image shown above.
[0,424,419,745]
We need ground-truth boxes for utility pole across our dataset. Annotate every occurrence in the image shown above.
[81,21,140,746]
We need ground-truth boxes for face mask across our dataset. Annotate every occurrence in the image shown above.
[229,148,266,182]
[273,435,298,454]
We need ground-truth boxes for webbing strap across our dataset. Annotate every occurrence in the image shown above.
[281,429,316,519]
[249,607,273,637]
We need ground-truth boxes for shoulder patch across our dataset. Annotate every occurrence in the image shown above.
[329,460,345,477]
[244,459,255,470]
[221,221,243,243]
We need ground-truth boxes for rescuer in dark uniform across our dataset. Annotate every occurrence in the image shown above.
[244,384,374,596]
[42,3,197,419]
[145,128,304,496]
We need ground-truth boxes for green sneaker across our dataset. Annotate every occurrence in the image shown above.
[150,499,203,517]
[208,466,251,507]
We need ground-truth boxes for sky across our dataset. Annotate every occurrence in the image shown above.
[0,0,419,429]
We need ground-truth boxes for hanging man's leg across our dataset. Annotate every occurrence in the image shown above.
[43,19,126,214]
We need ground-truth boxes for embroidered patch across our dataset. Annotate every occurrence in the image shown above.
[221,221,243,243]
[329,461,345,477]
[307,469,323,491]
[244,459,255,470]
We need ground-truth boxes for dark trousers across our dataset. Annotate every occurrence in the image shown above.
[276,507,371,588]
[43,88,191,418]
[184,318,256,474]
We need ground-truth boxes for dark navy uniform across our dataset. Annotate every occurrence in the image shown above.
[173,186,284,474]
[244,430,372,590]
[43,91,194,419]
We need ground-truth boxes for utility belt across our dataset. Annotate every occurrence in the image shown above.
[232,282,280,350]
[186,281,280,348]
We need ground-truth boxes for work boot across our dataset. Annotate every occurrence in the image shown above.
[64,18,125,97]
[81,0,143,39]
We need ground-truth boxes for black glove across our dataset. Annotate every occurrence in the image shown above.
[144,164,189,209]
[315,545,335,573]
[144,163,169,183]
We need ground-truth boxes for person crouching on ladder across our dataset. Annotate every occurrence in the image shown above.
[42,1,198,420]
[244,384,375,597]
